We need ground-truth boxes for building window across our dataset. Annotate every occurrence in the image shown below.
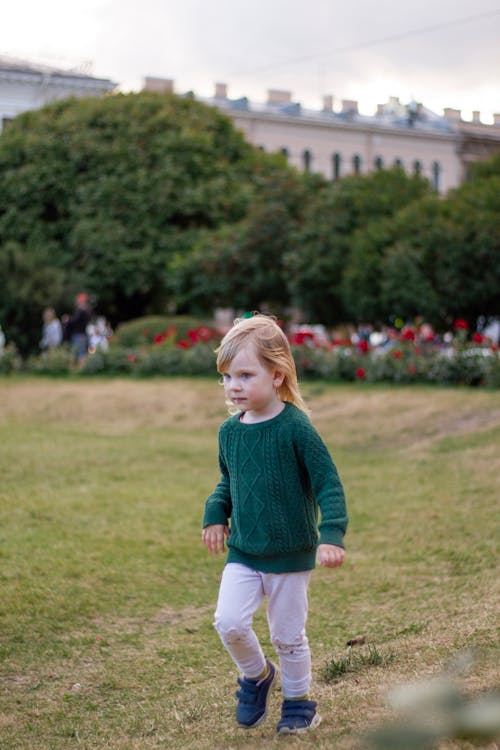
[432,161,441,191]
[374,156,384,170]
[280,147,289,160]
[413,160,422,176]
[353,154,361,174]
[394,158,403,169]
[303,149,312,173]
[332,152,341,181]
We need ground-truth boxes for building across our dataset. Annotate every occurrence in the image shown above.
[0,56,116,133]
[144,78,500,194]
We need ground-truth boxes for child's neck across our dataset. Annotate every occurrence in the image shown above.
[240,400,285,424]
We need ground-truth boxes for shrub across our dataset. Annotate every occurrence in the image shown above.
[0,345,23,374]
[27,347,74,375]
[113,316,215,348]
[80,347,135,376]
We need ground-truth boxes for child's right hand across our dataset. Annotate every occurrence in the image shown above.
[202,524,230,555]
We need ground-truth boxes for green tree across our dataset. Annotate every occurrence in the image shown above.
[346,157,500,327]
[286,168,431,323]
[166,169,322,315]
[0,92,270,352]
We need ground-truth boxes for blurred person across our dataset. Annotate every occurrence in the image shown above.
[87,316,112,353]
[39,307,63,350]
[202,314,348,735]
[0,324,5,356]
[65,293,92,362]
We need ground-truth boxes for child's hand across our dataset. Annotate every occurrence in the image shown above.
[317,544,345,568]
[202,524,230,555]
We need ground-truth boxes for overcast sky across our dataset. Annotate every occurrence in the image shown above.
[2,0,499,122]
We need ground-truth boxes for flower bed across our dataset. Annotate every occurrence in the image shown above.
[2,320,499,387]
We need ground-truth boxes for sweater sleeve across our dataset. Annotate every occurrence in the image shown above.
[296,420,348,548]
[202,430,232,528]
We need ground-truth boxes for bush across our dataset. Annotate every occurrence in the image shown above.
[26,347,74,375]
[113,315,215,348]
[0,345,22,374]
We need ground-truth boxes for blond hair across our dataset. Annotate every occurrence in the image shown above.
[216,314,310,414]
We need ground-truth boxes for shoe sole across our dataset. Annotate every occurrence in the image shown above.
[237,664,277,729]
[277,712,322,735]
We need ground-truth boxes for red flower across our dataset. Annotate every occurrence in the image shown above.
[289,332,315,346]
[357,340,369,354]
[177,339,191,349]
[392,349,403,359]
[454,319,468,330]
[153,333,164,344]
[400,327,415,341]
[196,326,213,342]
[356,367,366,379]
[127,354,137,363]
[472,332,484,344]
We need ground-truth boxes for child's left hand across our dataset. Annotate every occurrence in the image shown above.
[317,544,345,568]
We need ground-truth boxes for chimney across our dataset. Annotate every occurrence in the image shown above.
[143,76,174,94]
[493,113,500,127]
[444,107,461,121]
[267,89,292,105]
[472,110,481,124]
[341,99,358,114]
[322,94,333,111]
[215,82,227,99]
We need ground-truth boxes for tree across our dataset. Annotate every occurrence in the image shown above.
[346,158,500,327]
[166,169,322,316]
[0,92,272,352]
[285,168,431,323]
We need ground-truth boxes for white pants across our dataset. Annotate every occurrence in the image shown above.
[214,562,312,698]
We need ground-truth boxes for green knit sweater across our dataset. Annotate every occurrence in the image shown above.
[203,402,348,573]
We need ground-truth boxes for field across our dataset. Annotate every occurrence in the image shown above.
[0,378,498,749]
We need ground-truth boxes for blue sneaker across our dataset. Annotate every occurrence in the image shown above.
[235,659,276,728]
[276,699,321,734]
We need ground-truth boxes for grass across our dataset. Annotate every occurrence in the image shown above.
[0,377,499,749]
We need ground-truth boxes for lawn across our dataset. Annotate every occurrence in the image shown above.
[0,378,498,749]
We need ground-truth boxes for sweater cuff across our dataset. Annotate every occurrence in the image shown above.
[318,527,345,548]
[203,505,229,528]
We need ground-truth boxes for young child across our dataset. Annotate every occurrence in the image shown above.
[202,314,348,735]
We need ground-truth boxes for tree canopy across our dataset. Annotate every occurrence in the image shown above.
[0,92,288,352]
[0,90,499,354]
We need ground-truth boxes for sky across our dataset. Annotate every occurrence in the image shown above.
[2,0,500,122]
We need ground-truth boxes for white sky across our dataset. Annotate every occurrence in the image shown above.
[2,0,499,122]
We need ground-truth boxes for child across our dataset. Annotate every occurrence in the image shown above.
[202,314,348,735]
[40,307,63,350]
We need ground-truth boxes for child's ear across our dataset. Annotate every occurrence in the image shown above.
[273,370,285,388]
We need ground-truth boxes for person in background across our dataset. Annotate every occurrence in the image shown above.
[39,307,63,351]
[87,316,112,353]
[65,293,92,362]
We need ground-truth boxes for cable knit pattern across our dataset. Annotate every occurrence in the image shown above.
[203,402,348,573]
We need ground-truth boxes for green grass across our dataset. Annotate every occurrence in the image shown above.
[0,378,498,749]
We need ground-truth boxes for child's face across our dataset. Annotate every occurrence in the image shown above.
[221,344,284,418]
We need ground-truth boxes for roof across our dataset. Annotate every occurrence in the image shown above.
[202,93,454,136]
[0,55,116,89]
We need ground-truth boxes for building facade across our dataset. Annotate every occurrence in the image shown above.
[144,77,500,194]
[0,56,116,133]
